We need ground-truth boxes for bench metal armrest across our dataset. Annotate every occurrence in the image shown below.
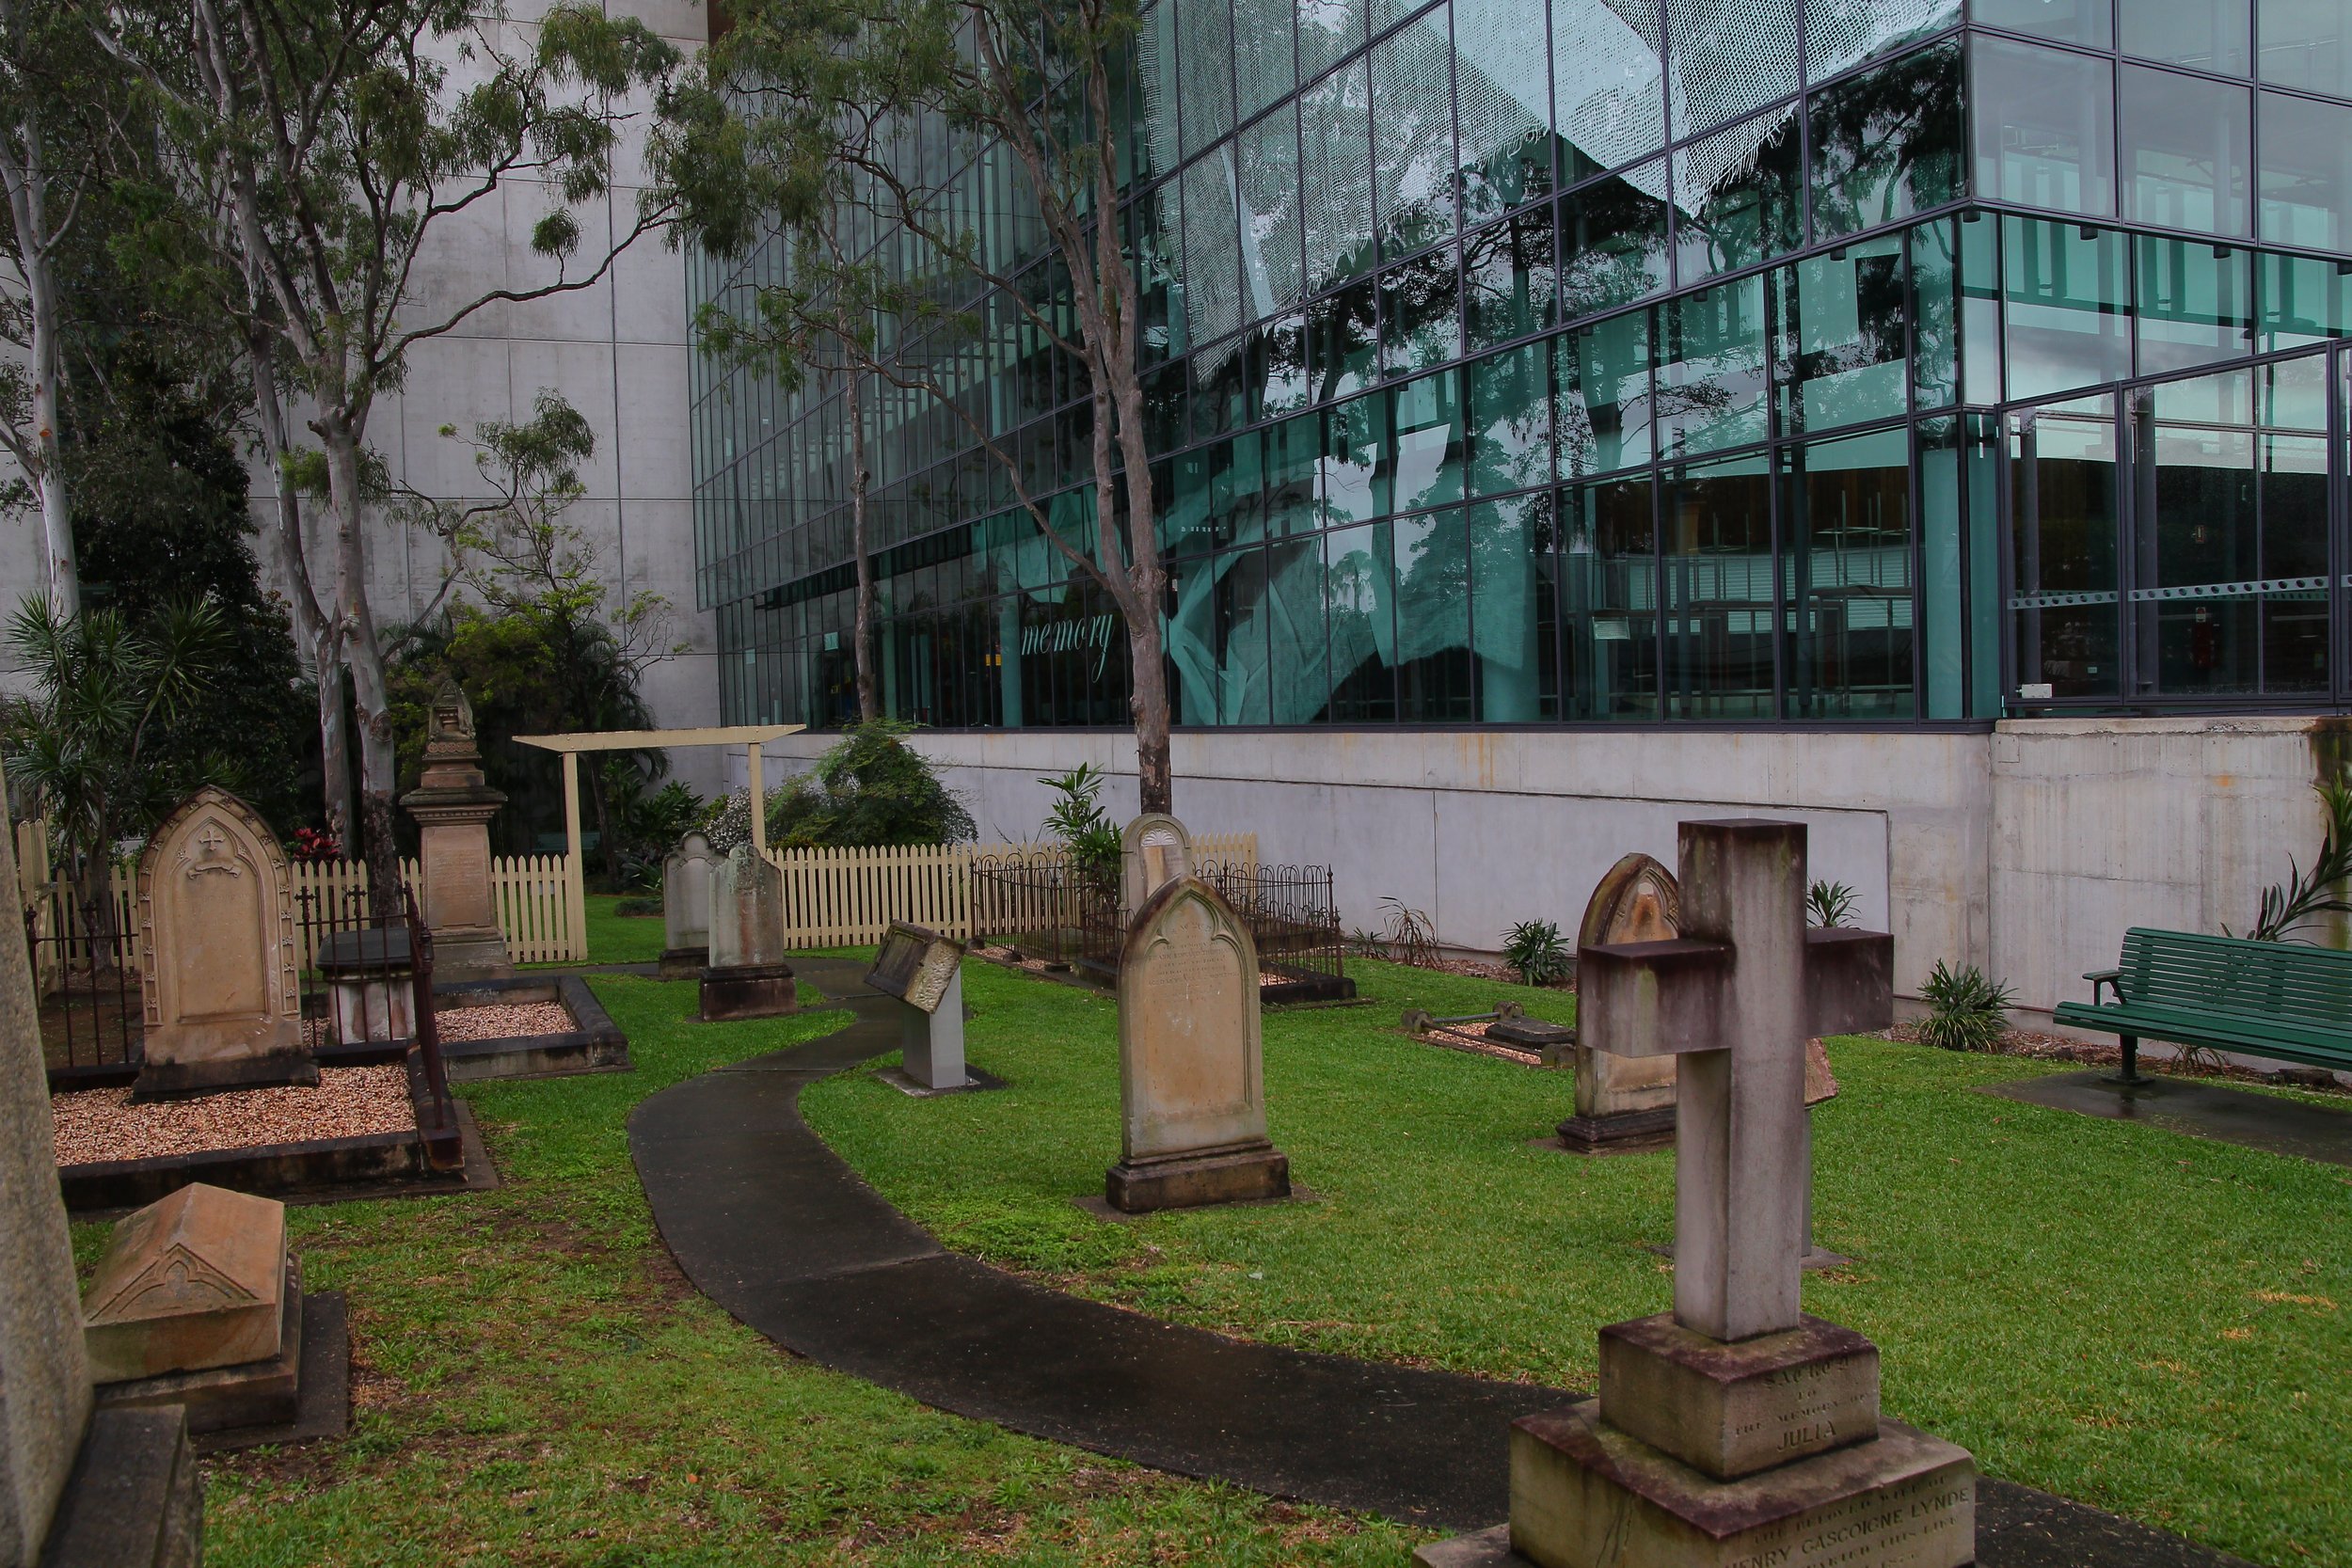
[2082,968,2122,1006]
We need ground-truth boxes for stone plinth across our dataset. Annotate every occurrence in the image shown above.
[1508,1404,1975,1568]
[399,679,512,981]
[83,1183,289,1385]
[700,845,795,1021]
[314,927,416,1045]
[134,785,314,1099]
[1106,875,1289,1213]
[867,923,969,1090]
[1597,1314,1880,1480]
[660,834,719,978]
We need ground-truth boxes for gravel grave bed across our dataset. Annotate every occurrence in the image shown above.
[50,1064,415,1166]
[434,1001,572,1042]
[1420,1019,1548,1065]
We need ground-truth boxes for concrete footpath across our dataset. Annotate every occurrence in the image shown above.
[628,958,2252,1564]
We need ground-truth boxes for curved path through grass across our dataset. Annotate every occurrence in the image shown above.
[635,958,2265,1568]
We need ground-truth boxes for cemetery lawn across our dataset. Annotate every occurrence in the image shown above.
[70,976,1420,1568]
[803,957,2352,1568]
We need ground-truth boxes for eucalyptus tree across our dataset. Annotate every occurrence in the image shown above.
[113,0,684,902]
[660,0,1184,814]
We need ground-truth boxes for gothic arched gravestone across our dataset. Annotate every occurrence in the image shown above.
[1559,852,1683,1150]
[134,786,313,1099]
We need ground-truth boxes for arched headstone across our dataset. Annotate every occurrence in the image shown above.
[1559,852,1682,1150]
[700,845,796,1020]
[660,833,719,978]
[134,786,312,1098]
[1120,813,1194,915]
[1104,876,1288,1212]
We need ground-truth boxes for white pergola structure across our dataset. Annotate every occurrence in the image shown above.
[513,725,806,958]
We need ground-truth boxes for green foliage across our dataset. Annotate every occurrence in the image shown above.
[1374,896,1440,968]
[2230,780,2352,944]
[598,768,705,890]
[700,786,759,855]
[1916,959,2016,1053]
[1502,919,1570,986]
[2,595,231,927]
[1807,879,1858,928]
[768,721,975,848]
[1039,763,1120,886]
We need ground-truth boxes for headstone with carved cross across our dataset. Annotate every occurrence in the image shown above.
[1120,813,1194,916]
[134,785,313,1099]
[1424,819,1976,1568]
[1105,874,1289,1212]
[399,679,513,981]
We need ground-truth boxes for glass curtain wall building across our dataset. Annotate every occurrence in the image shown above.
[689,0,2352,731]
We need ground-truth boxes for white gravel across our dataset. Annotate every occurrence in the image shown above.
[51,1065,416,1167]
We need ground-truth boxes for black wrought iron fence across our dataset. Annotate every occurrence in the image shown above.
[24,894,143,1083]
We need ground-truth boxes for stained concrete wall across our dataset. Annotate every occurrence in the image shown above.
[739,715,2344,1018]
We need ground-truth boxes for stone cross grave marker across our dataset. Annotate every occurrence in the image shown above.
[135,784,312,1099]
[399,678,513,981]
[1105,875,1289,1212]
[1458,818,1974,1568]
[700,845,796,1021]
[1120,813,1193,915]
[660,833,719,977]
[866,922,973,1092]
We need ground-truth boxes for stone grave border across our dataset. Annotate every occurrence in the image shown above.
[1398,1002,1579,1067]
[58,1053,496,1215]
[428,973,632,1082]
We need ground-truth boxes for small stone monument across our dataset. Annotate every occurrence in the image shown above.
[83,1183,313,1435]
[135,784,312,1099]
[1558,852,1681,1150]
[1422,819,1975,1568]
[866,921,975,1093]
[1120,813,1194,914]
[700,845,796,1021]
[0,810,199,1566]
[399,679,513,981]
[1105,875,1289,1212]
[660,833,720,979]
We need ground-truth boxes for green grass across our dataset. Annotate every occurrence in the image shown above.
[579,894,669,965]
[803,957,2352,1568]
[74,977,1417,1567]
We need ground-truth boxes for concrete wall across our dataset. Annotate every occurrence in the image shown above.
[739,715,2345,1017]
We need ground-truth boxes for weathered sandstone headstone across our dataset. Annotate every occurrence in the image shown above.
[660,833,719,978]
[1105,876,1288,1212]
[1422,820,1975,1568]
[866,922,970,1091]
[399,680,513,981]
[134,785,312,1099]
[700,846,795,1021]
[1558,853,1681,1149]
[1120,813,1195,916]
[0,810,199,1566]
[82,1185,287,1385]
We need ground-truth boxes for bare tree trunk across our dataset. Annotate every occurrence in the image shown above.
[323,421,402,916]
[846,364,879,723]
[3,159,80,619]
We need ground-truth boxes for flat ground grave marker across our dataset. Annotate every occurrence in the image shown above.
[1104,875,1289,1212]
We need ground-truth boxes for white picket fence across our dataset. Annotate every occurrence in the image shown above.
[755,833,1259,949]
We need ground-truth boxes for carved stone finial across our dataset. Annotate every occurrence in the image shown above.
[428,678,476,745]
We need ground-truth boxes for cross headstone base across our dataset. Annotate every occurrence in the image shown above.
[1104,1141,1289,1213]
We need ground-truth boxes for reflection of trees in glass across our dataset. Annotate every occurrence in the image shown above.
[1463,208,1557,349]
[1563,169,1672,318]
[1807,44,1963,240]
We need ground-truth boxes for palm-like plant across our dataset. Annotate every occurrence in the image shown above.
[2232,780,2352,943]
[3,594,230,960]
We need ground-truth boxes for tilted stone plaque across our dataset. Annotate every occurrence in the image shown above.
[135,785,313,1098]
[866,922,970,1091]
[700,845,796,1021]
[1105,876,1288,1212]
[82,1184,288,1385]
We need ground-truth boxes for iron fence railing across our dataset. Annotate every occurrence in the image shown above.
[973,857,1347,992]
[24,894,142,1081]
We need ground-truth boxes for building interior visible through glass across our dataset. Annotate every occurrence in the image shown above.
[689,0,2352,729]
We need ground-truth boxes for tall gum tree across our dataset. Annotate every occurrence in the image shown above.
[660,0,1181,814]
[115,0,683,902]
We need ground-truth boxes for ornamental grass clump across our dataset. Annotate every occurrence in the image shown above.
[1916,959,2016,1053]
[1502,919,1571,986]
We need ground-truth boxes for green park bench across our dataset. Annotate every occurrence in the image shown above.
[2052,927,2352,1085]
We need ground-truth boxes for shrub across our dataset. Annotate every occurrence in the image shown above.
[2230,779,2352,943]
[1916,959,2016,1053]
[1040,763,1121,889]
[613,896,661,917]
[1502,919,1571,986]
[767,721,975,848]
[1375,896,1440,968]
[1807,879,1857,928]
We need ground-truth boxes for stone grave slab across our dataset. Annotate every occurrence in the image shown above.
[83,1182,288,1384]
[701,845,796,1021]
[660,833,719,978]
[1106,876,1289,1212]
[866,922,981,1093]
